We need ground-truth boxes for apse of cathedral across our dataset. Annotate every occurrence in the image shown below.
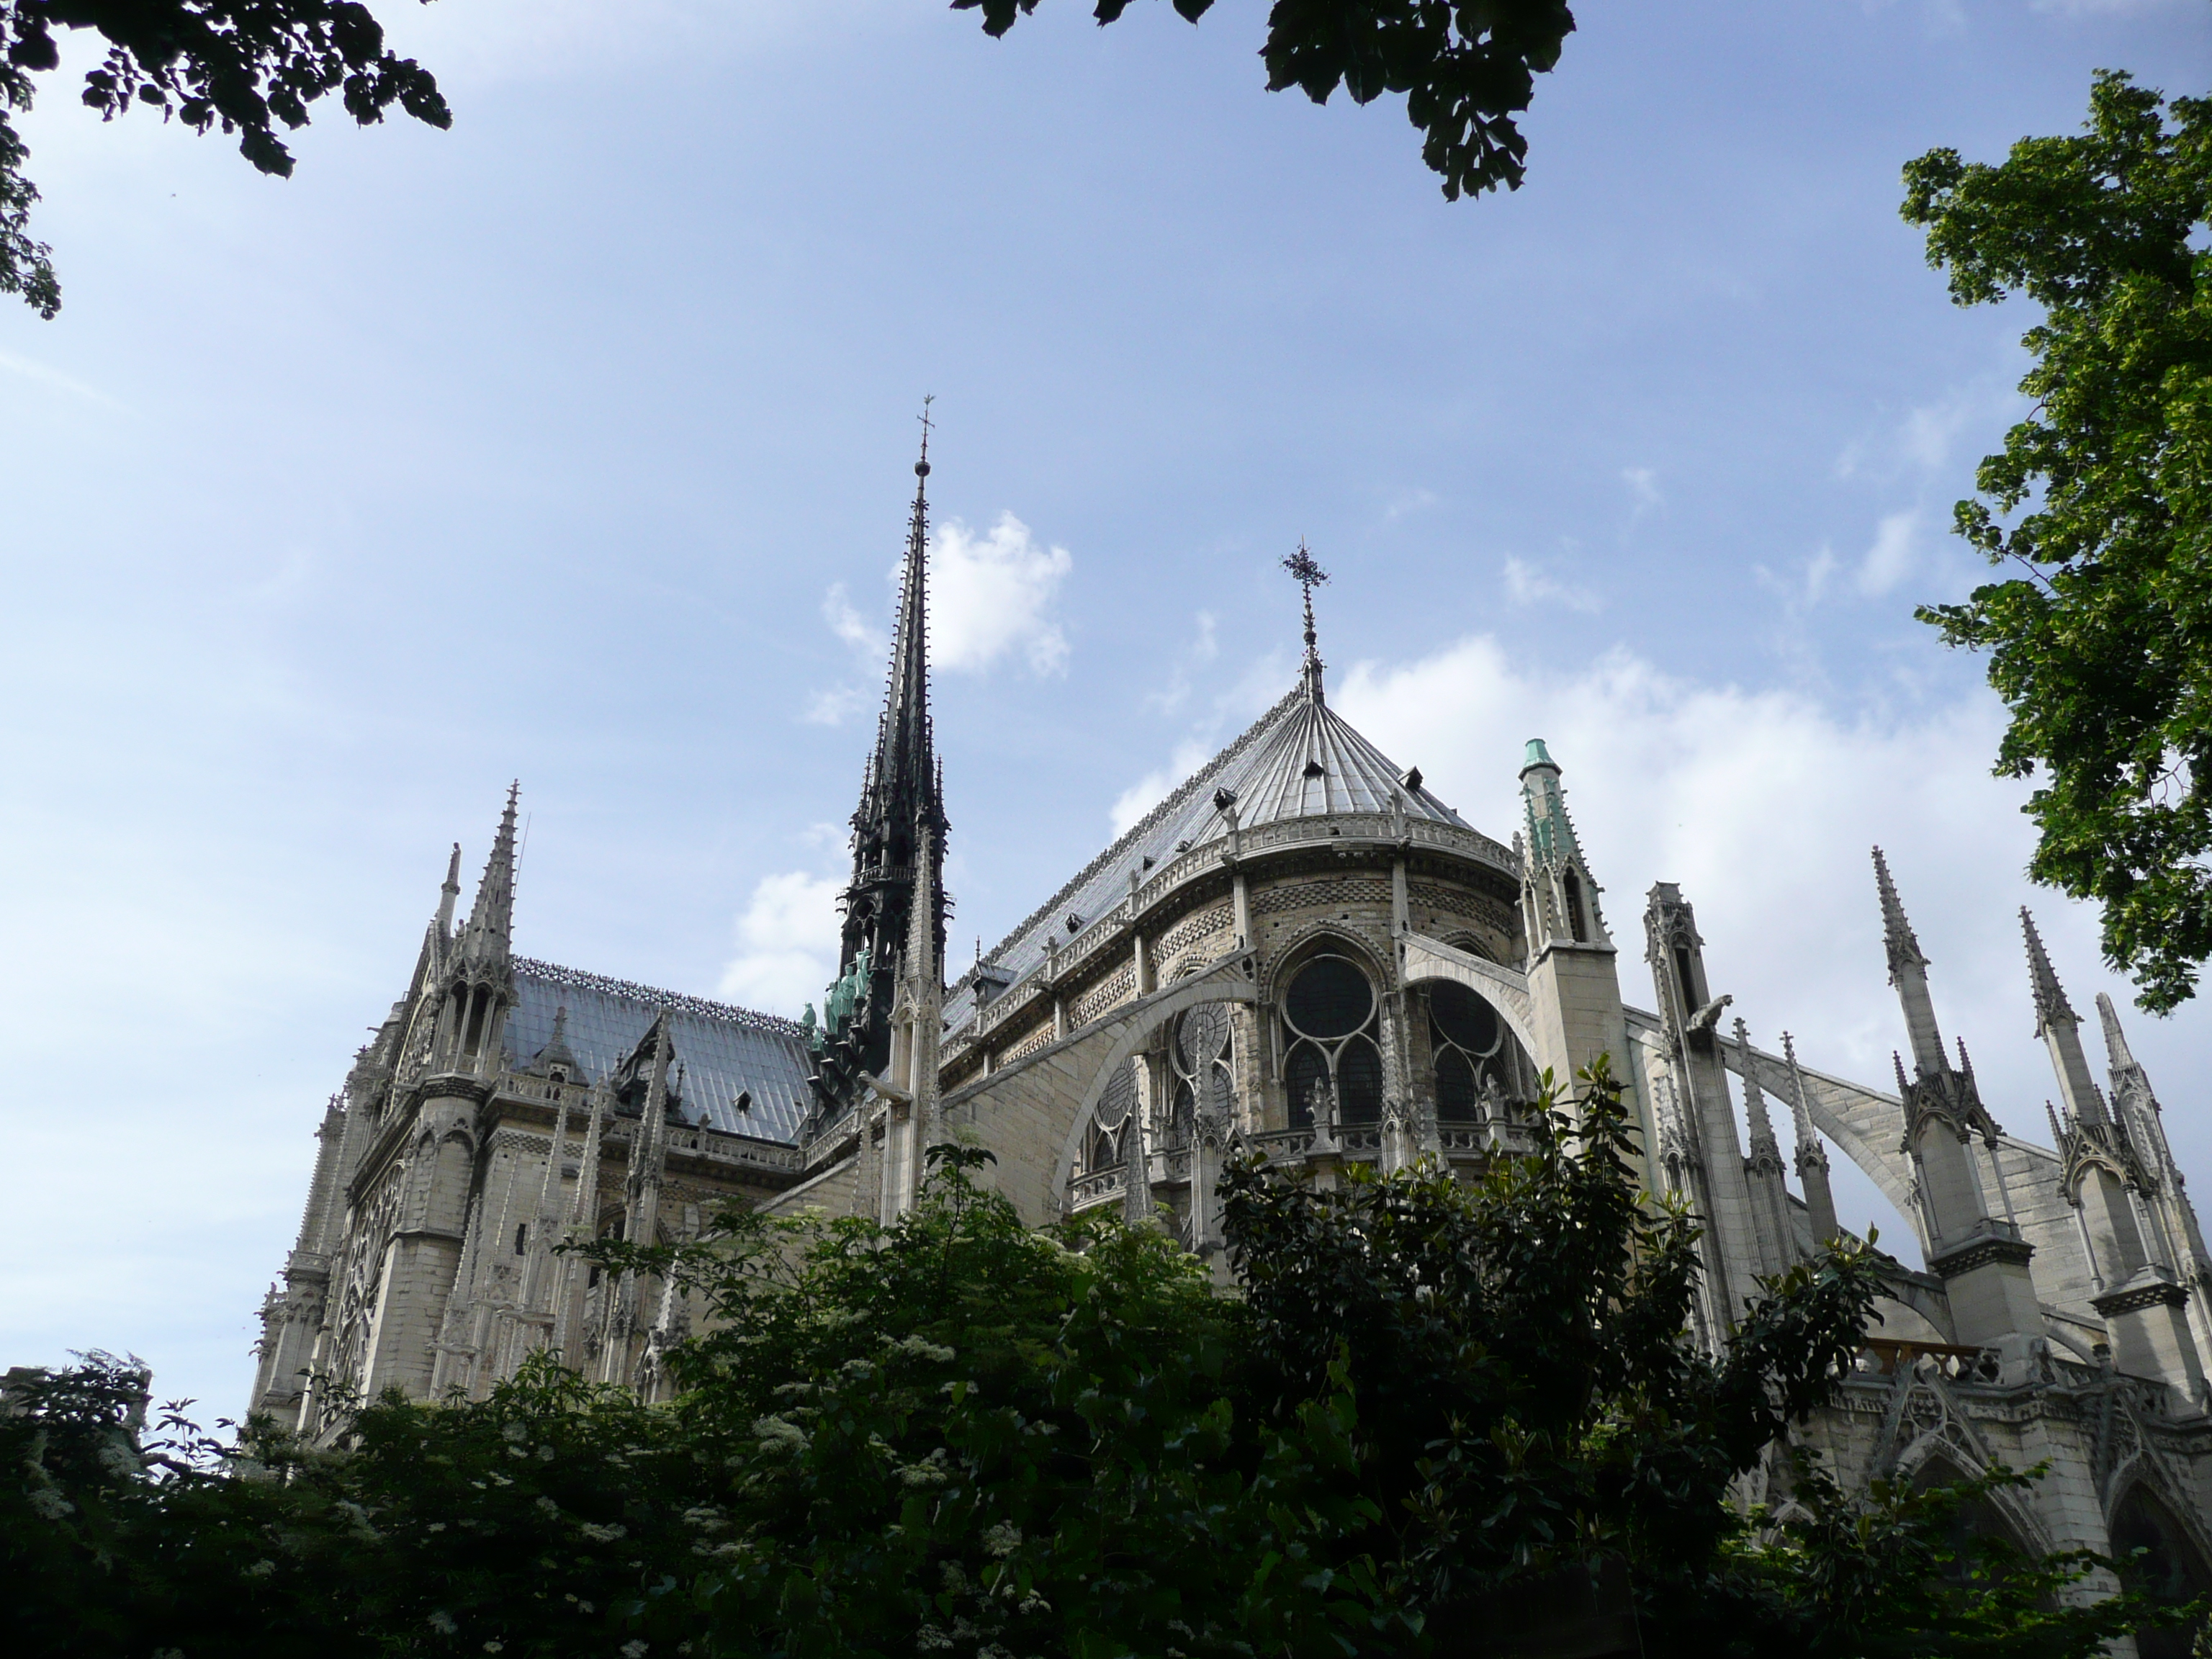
[253,447,2212,1624]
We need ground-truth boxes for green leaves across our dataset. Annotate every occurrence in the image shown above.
[0,1,452,315]
[1903,71,2212,1012]
[9,1073,2189,1656]
[953,0,1577,200]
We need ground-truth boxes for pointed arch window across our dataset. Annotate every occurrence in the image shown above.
[2110,1484,2212,1657]
[1079,1061,1138,1178]
[1280,955,1382,1128]
[1563,868,1589,943]
[1167,1003,1236,1146]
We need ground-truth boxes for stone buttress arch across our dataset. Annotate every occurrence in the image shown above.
[938,953,1259,1226]
[1398,933,1542,1064]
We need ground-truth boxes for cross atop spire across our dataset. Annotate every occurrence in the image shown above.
[1282,540,1329,701]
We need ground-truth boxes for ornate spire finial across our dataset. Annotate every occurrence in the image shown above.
[1782,1031,1830,1174]
[436,841,462,934]
[2021,907,2077,1037]
[1735,1017,1780,1154]
[1871,846,1927,982]
[1282,540,1329,698]
[457,783,521,966]
[916,392,934,476]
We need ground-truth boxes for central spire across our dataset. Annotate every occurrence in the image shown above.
[819,408,952,1112]
[1282,539,1330,702]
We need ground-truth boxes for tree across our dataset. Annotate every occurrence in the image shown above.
[0,1,449,317]
[956,0,1578,202]
[1903,71,2212,1013]
[4,1066,2198,1656]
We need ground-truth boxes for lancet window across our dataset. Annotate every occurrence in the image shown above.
[1167,1002,1236,1146]
[1080,1061,1138,1177]
[1280,955,1382,1128]
[1427,980,1529,1122]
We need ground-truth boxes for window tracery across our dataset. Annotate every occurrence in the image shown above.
[1280,955,1382,1128]
[1167,1002,1236,1146]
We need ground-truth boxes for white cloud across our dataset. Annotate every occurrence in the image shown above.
[1385,487,1439,521]
[802,685,869,727]
[1110,739,1211,837]
[1623,467,1663,511]
[717,870,843,1017]
[932,513,1074,677]
[1755,546,1841,617]
[1836,384,2016,482]
[822,581,885,658]
[0,350,126,410]
[1857,509,1919,596]
[1146,611,1220,714]
[1504,556,1601,613]
[1336,634,2186,1265]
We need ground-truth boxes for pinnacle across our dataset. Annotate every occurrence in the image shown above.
[1871,845,1928,981]
[1735,1017,1779,1150]
[2020,907,2076,1035]
[457,785,520,966]
[2096,991,2139,1072]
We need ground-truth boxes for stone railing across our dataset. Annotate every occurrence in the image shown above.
[1853,1339,2001,1384]
[948,811,1520,1058]
[1068,1167,1126,1211]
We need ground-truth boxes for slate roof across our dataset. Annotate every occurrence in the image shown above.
[504,959,813,1145]
[943,671,1475,1028]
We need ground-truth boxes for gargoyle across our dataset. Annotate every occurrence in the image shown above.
[1687,993,1734,1037]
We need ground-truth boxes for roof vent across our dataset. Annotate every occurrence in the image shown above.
[1403,765,1423,792]
[1141,854,1155,870]
[1174,839,1192,853]
[1213,786,1238,811]
[1302,759,1326,779]
[1066,912,1082,934]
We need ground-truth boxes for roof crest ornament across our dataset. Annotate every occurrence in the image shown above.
[1282,540,1330,703]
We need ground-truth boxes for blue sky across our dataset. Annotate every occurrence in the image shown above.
[1,0,2206,1424]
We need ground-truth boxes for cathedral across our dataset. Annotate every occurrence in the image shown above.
[251,445,2212,1633]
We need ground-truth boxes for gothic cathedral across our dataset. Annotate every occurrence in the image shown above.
[253,448,2212,1633]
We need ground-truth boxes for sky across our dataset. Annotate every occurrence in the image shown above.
[1,0,2207,1425]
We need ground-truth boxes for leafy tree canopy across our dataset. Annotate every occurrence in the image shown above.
[1904,71,2212,1012]
[4,1064,2198,1656]
[956,0,1576,202]
[1,0,448,317]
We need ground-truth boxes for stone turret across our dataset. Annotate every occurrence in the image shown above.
[1642,881,1757,1319]
[1737,1016,1797,1272]
[1872,849,2040,1349]
[1520,740,1609,954]
[1783,1030,1839,1248]
[369,790,526,1399]
[1516,742,1627,1115]
[2026,912,2201,1391]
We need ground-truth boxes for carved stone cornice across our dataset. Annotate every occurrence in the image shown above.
[1928,1226,2034,1280]
[408,1072,495,1112]
[2093,1274,2190,1318]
